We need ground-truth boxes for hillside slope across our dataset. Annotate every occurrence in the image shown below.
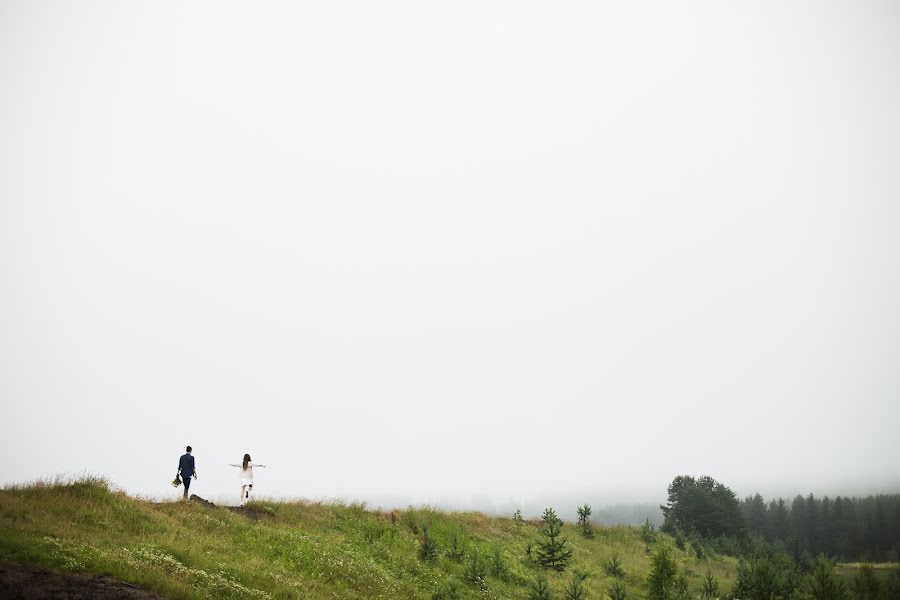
[0,478,737,599]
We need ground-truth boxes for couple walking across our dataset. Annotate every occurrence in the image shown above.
[176,446,266,506]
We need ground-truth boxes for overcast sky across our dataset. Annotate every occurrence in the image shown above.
[1,1,899,511]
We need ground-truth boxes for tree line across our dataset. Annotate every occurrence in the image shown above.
[658,475,900,600]
[739,492,900,562]
[660,474,900,562]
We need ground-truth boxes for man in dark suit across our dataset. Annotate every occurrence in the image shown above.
[178,446,197,500]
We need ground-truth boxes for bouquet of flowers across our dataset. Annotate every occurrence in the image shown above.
[171,474,182,488]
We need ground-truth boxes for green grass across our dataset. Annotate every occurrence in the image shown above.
[0,477,739,599]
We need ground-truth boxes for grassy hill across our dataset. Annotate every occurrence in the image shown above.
[0,477,738,599]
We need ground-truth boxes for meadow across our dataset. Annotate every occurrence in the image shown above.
[0,477,740,599]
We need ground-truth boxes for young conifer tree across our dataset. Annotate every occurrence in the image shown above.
[604,553,625,579]
[446,532,466,562]
[463,550,487,589]
[700,571,719,600]
[647,545,679,600]
[608,580,627,600]
[576,504,594,538]
[418,526,438,562]
[528,574,553,600]
[489,545,508,580]
[537,507,573,572]
[563,572,587,600]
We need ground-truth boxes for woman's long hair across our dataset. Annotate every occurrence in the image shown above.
[243,454,251,470]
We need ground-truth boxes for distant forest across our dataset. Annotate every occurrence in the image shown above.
[659,475,900,562]
[739,492,900,562]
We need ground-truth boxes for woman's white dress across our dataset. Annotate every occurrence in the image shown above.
[240,463,255,486]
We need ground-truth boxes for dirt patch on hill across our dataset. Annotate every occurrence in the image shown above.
[0,564,163,599]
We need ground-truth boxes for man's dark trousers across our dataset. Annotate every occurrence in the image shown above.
[178,453,195,499]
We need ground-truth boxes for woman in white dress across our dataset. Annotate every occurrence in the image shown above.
[228,453,266,506]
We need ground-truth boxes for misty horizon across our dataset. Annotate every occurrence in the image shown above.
[2,1,899,511]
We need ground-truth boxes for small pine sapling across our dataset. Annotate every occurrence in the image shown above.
[513,508,525,525]
[608,580,627,600]
[489,545,508,580]
[563,572,587,600]
[639,518,657,544]
[700,571,719,600]
[576,504,594,538]
[604,553,625,579]
[672,572,691,600]
[463,550,487,589]
[446,532,466,562]
[418,526,438,562]
[528,574,553,600]
[691,539,705,560]
[536,507,573,572]
[431,579,462,600]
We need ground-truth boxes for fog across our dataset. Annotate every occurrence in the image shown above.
[2,0,899,512]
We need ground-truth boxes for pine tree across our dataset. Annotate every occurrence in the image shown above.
[691,538,706,560]
[489,545,508,580]
[795,556,849,600]
[640,518,657,544]
[699,571,719,600]
[537,507,573,571]
[563,572,587,600]
[446,532,466,562]
[418,526,438,562]
[851,564,881,600]
[431,579,462,600]
[514,508,525,525]
[732,552,799,600]
[528,574,553,600]
[463,550,487,589]
[672,572,691,600]
[674,529,686,550]
[576,504,594,538]
[603,553,625,579]
[647,545,679,600]
[607,580,627,600]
